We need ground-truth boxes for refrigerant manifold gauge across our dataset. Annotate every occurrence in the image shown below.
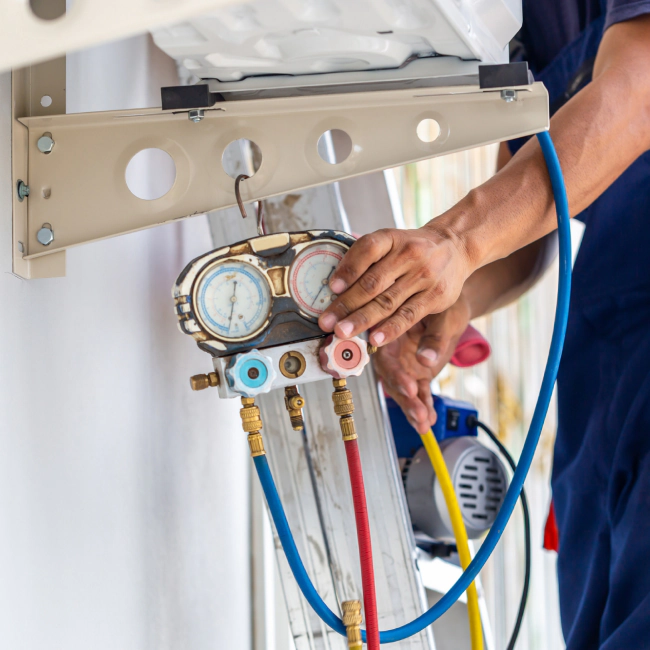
[173,230,355,358]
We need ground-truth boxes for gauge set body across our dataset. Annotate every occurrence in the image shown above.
[174,230,371,398]
[173,229,355,356]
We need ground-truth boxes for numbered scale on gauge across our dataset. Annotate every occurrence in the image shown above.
[195,261,271,339]
[289,242,347,318]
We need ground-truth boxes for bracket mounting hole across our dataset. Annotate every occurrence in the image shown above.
[317,129,353,164]
[222,139,262,179]
[40,95,53,108]
[125,148,177,201]
[417,118,441,143]
[30,0,67,20]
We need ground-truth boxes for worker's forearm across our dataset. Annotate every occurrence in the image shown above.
[460,238,548,319]
[425,16,650,271]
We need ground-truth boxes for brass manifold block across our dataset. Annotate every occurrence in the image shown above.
[284,385,306,431]
[332,378,357,441]
[342,600,363,650]
[240,397,265,457]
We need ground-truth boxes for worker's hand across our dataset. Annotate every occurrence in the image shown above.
[318,226,471,347]
[374,296,471,434]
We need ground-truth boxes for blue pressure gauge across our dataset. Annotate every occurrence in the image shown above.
[194,260,272,340]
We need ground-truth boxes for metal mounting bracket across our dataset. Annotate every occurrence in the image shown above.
[11,77,548,279]
[11,55,68,279]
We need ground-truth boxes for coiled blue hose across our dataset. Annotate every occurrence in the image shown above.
[254,129,571,643]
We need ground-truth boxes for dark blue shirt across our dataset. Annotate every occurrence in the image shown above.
[515,0,650,74]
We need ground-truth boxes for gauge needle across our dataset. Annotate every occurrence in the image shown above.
[228,281,238,334]
[311,266,336,307]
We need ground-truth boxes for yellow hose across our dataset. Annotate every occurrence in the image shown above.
[420,430,484,650]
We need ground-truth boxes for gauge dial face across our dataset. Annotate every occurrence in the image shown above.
[195,261,272,340]
[289,242,347,318]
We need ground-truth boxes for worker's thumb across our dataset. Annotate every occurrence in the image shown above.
[416,303,470,373]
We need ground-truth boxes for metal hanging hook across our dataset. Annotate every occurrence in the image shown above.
[235,174,265,236]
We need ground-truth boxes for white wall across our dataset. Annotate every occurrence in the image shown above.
[0,36,251,650]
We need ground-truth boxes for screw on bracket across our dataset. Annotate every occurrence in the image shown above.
[188,109,205,123]
[16,180,30,201]
[37,132,55,154]
[500,89,517,103]
[36,223,54,246]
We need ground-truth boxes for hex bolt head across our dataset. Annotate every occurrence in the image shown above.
[188,109,205,123]
[16,180,30,201]
[500,89,517,103]
[37,133,55,153]
[36,224,54,246]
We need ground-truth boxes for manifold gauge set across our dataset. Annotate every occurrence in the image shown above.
[173,230,371,399]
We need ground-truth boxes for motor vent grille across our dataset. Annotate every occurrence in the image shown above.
[454,447,507,531]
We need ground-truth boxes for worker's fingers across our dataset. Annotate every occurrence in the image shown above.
[382,368,419,401]
[330,276,423,339]
[416,300,470,371]
[368,290,448,347]
[382,378,434,435]
[327,230,394,295]
[319,256,408,333]
[320,227,471,344]
[417,379,437,434]
[372,340,419,399]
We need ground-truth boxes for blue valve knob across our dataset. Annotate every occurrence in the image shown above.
[226,350,277,397]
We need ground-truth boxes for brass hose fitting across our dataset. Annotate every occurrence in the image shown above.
[240,397,265,457]
[190,372,219,391]
[367,343,378,355]
[284,385,306,431]
[332,378,357,441]
[342,600,363,650]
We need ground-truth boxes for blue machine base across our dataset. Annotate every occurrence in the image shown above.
[387,394,478,459]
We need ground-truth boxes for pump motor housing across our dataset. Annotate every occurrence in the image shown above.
[404,435,508,541]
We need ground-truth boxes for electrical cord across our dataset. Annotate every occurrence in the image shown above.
[420,429,484,650]
[475,420,531,650]
[253,129,571,643]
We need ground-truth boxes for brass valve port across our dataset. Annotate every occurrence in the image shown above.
[240,397,265,457]
[284,385,306,431]
[332,378,357,441]
[190,372,219,391]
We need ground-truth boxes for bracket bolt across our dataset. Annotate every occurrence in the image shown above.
[36,223,54,246]
[188,109,205,123]
[37,133,55,154]
[16,180,30,201]
[500,89,517,103]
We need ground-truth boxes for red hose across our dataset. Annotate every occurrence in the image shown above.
[344,438,380,649]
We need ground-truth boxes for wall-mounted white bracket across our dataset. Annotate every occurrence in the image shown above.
[11,72,548,279]
[11,55,69,279]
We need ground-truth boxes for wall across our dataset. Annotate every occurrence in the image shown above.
[0,36,251,650]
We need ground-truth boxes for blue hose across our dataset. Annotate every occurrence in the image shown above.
[254,129,571,643]
[254,454,348,635]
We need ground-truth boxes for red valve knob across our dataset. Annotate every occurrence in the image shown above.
[319,335,370,379]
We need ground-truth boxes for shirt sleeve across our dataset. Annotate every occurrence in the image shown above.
[605,0,650,31]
